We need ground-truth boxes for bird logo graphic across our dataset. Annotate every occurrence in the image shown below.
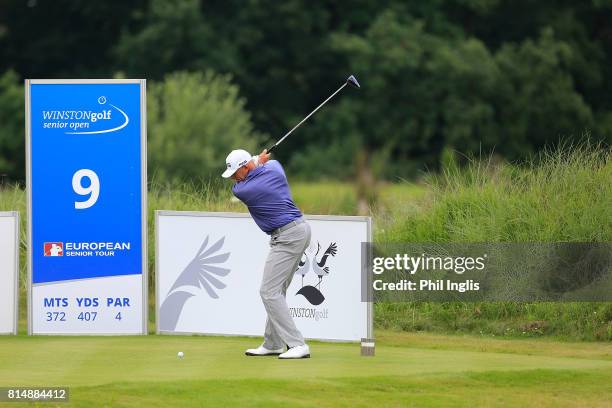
[159,236,231,331]
[295,251,310,286]
[295,241,338,305]
[312,242,337,287]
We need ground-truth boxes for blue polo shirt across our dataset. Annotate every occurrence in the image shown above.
[232,160,303,234]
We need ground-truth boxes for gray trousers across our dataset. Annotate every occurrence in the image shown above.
[260,221,311,349]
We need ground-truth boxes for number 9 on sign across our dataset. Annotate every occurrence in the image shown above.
[72,169,99,209]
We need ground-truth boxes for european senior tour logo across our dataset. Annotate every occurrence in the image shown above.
[41,95,129,134]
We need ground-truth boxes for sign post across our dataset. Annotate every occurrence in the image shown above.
[26,80,147,335]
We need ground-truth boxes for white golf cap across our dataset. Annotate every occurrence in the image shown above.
[222,149,252,178]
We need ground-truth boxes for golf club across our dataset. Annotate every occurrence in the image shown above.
[266,75,360,153]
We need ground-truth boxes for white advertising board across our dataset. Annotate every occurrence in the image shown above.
[0,212,19,335]
[156,211,372,342]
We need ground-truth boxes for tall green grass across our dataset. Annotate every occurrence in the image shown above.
[376,143,612,341]
[379,143,611,243]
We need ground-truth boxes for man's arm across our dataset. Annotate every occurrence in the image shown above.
[252,149,271,167]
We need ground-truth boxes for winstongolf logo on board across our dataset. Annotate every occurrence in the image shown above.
[41,95,129,134]
[43,241,131,257]
[294,240,338,306]
[289,240,339,322]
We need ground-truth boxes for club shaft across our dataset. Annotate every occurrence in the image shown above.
[271,82,348,150]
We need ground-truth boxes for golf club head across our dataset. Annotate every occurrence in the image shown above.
[347,75,360,89]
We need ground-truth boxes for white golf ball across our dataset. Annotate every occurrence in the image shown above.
[177,351,184,358]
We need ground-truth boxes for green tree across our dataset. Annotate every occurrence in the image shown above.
[0,0,145,78]
[1,0,611,183]
[114,0,217,80]
[493,28,595,157]
[148,71,264,184]
[0,70,24,182]
[304,11,502,170]
[304,10,598,175]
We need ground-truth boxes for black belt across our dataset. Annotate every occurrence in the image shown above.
[271,217,305,235]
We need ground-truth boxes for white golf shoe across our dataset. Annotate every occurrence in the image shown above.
[278,344,310,359]
[245,344,284,356]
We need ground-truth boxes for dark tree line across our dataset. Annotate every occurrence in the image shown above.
[0,0,611,183]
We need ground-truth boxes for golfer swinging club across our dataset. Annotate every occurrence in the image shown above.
[222,148,311,359]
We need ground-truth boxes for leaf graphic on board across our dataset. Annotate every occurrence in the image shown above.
[168,236,230,298]
[159,291,195,331]
[159,236,231,331]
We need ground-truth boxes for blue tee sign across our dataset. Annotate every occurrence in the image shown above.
[26,80,147,335]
